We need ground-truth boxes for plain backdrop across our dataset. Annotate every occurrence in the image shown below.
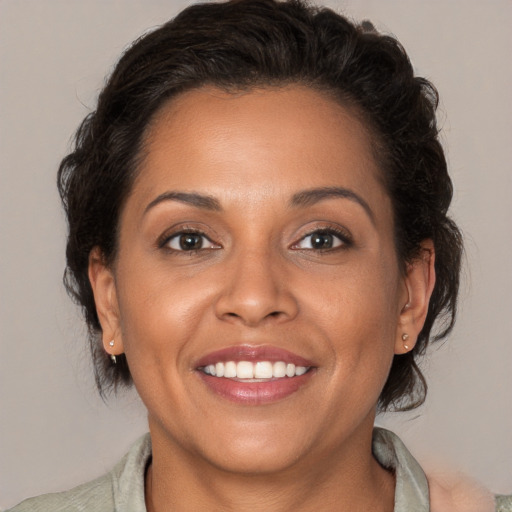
[1,0,511,508]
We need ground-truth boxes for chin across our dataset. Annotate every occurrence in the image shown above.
[194,419,316,475]
[206,441,308,475]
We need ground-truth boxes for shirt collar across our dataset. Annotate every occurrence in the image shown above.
[112,428,430,511]
[373,427,430,512]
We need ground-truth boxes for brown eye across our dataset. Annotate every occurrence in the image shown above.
[310,232,335,249]
[294,230,346,250]
[165,231,220,251]
[178,233,203,250]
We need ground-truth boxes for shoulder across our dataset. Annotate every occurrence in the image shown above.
[7,434,152,512]
[373,427,506,512]
[496,495,512,512]
[6,474,114,512]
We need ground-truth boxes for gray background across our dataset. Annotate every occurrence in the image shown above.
[1,0,511,508]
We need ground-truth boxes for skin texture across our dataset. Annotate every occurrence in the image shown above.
[89,86,435,511]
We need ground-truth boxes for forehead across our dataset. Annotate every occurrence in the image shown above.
[131,85,389,214]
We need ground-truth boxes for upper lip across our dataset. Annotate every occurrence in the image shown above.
[194,345,315,369]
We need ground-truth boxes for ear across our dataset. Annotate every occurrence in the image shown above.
[395,239,436,355]
[88,247,124,356]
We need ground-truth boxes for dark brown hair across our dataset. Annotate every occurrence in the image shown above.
[58,0,463,411]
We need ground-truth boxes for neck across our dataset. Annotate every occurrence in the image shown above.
[145,418,395,512]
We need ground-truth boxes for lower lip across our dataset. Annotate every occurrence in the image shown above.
[197,371,314,405]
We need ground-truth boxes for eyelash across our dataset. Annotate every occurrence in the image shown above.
[157,226,352,254]
[291,227,353,252]
[158,228,220,253]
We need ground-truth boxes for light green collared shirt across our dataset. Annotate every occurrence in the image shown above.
[8,428,511,511]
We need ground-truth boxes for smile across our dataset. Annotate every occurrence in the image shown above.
[195,346,315,405]
[201,360,310,380]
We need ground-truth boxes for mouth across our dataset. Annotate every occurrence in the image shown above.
[195,346,315,405]
[201,360,310,380]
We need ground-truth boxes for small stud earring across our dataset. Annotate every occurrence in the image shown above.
[402,333,410,350]
[108,340,116,363]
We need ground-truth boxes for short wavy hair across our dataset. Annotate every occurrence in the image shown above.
[58,0,463,411]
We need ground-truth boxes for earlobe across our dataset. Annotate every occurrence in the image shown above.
[395,240,436,355]
[88,247,124,356]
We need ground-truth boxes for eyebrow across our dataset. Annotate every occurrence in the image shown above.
[144,191,222,214]
[143,186,374,223]
[290,186,375,224]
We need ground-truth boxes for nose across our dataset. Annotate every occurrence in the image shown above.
[214,248,299,327]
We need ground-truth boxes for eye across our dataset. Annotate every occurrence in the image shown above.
[165,231,220,251]
[293,229,350,250]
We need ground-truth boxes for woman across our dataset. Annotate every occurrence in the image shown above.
[7,0,510,510]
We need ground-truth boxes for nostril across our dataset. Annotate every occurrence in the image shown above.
[215,288,299,326]
[220,309,284,325]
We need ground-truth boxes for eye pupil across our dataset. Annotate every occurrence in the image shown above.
[311,232,333,249]
[179,233,203,250]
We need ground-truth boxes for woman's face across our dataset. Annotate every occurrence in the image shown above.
[93,86,416,473]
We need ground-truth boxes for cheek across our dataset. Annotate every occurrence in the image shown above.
[113,266,221,425]
[305,253,400,331]
[116,266,215,357]
[300,258,400,384]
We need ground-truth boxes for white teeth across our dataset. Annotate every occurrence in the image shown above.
[273,361,287,378]
[295,366,308,376]
[215,362,224,377]
[254,361,273,379]
[236,361,254,379]
[202,360,310,379]
[224,361,237,378]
